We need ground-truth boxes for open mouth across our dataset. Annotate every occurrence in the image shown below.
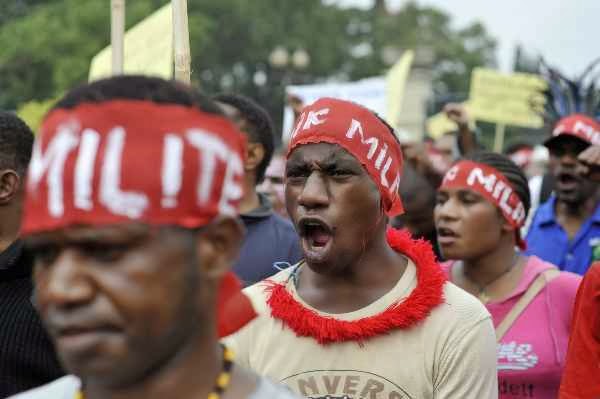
[557,172,580,191]
[436,226,459,245]
[299,218,333,247]
[297,217,334,261]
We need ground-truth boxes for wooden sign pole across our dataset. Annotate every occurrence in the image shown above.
[172,0,191,84]
[111,0,125,75]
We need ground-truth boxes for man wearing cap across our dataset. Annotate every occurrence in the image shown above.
[226,98,498,398]
[526,114,600,275]
[11,76,299,399]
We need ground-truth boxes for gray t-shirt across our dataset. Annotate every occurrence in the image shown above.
[10,375,300,399]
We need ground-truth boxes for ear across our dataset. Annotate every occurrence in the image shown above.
[245,142,265,173]
[194,216,245,279]
[0,170,21,205]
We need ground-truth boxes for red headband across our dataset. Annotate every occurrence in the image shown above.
[441,160,527,249]
[22,99,255,337]
[550,114,600,145]
[288,97,404,216]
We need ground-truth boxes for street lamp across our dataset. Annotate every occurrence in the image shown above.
[269,47,311,70]
[269,46,289,69]
[291,48,310,70]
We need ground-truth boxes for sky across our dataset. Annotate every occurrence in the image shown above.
[334,0,600,78]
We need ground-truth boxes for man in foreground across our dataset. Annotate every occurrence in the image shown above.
[226,98,498,398]
[12,76,298,399]
[0,112,63,396]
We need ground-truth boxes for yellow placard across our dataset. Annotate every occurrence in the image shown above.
[89,3,173,82]
[468,68,546,128]
[17,97,60,134]
[386,50,414,128]
[426,102,472,139]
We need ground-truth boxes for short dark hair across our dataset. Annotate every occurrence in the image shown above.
[53,75,223,116]
[0,111,34,176]
[213,94,275,183]
[467,151,531,218]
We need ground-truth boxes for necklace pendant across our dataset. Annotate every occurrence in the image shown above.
[478,291,490,304]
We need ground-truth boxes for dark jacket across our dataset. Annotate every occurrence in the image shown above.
[0,240,64,397]
[233,194,302,286]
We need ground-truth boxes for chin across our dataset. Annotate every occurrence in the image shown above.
[438,246,467,261]
[556,192,583,205]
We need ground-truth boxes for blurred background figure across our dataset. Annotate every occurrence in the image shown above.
[214,94,301,286]
[392,164,442,259]
[525,60,600,275]
[505,142,534,175]
[257,149,287,218]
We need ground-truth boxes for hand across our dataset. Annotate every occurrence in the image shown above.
[402,142,444,186]
[443,103,470,128]
[577,145,600,182]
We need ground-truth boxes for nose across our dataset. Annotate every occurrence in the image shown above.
[298,171,329,210]
[559,152,578,167]
[434,197,459,223]
[35,249,94,312]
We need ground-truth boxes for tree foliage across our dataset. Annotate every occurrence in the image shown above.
[0,0,496,128]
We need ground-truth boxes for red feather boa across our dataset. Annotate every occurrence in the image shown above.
[264,228,446,345]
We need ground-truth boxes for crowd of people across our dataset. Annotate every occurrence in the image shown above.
[0,58,598,399]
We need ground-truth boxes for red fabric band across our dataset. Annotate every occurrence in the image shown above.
[441,160,527,249]
[22,99,255,337]
[551,114,600,146]
[288,98,404,216]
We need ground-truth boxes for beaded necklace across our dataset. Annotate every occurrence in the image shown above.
[75,344,234,399]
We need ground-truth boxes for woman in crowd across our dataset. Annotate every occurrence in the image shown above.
[434,151,581,399]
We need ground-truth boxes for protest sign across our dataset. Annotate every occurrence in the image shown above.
[468,68,546,129]
[89,3,173,81]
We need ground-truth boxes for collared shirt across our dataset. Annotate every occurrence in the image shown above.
[526,196,600,275]
[233,193,302,286]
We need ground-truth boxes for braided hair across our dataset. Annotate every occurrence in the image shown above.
[467,151,531,219]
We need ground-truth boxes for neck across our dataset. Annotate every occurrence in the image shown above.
[87,330,222,399]
[239,177,260,214]
[0,206,21,253]
[461,238,518,287]
[556,196,598,220]
[307,228,406,290]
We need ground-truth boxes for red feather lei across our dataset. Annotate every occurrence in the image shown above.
[264,228,446,345]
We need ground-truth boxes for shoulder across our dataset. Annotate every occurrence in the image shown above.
[243,268,294,313]
[576,262,600,294]
[249,377,301,399]
[8,375,80,399]
[531,256,582,295]
[439,281,491,323]
[585,262,600,282]
[425,281,492,341]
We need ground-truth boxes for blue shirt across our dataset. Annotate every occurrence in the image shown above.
[233,194,302,286]
[526,196,600,275]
